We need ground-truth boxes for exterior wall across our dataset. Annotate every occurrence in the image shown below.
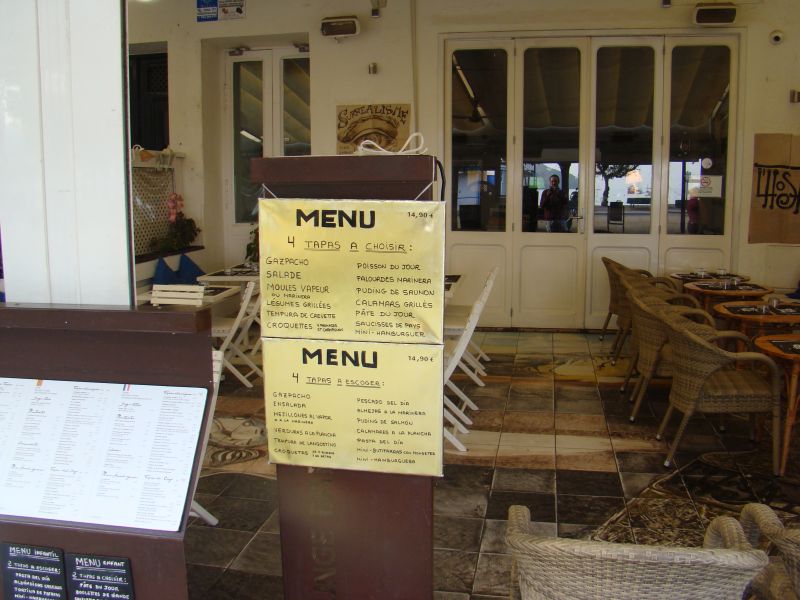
[0,0,130,304]
[128,0,799,288]
[1,1,796,305]
[128,0,415,269]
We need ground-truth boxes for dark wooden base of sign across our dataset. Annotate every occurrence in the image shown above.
[277,464,433,600]
[0,305,214,600]
[0,523,186,600]
[254,155,439,599]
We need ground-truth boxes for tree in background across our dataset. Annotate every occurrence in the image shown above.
[596,163,638,206]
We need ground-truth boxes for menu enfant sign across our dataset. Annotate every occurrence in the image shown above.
[260,198,445,476]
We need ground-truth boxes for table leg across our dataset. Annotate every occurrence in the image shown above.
[779,366,800,476]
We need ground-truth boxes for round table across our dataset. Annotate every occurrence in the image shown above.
[754,334,800,475]
[684,281,773,312]
[669,271,750,283]
[713,300,800,337]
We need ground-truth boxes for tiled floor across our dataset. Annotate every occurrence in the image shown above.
[185,331,800,599]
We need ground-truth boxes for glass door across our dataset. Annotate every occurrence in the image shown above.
[223,50,310,265]
[659,37,736,274]
[446,40,514,326]
[585,38,664,328]
[511,39,590,328]
[445,35,737,329]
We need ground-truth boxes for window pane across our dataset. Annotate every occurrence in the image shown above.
[451,49,507,231]
[522,47,580,233]
[667,46,730,235]
[233,61,263,223]
[283,57,310,156]
[593,47,654,234]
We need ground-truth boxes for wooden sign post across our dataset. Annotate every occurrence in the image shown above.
[252,155,440,599]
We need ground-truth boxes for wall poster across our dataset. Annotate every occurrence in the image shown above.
[749,133,800,244]
[336,104,411,154]
[259,196,445,476]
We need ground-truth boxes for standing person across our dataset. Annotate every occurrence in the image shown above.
[540,174,569,232]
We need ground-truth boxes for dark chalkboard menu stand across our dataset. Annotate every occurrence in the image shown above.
[252,154,437,600]
[0,305,213,600]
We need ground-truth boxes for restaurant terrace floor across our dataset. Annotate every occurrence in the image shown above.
[185,331,800,599]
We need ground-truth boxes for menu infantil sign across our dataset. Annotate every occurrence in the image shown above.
[259,197,445,476]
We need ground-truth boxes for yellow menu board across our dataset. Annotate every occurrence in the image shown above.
[263,338,443,476]
[259,198,444,344]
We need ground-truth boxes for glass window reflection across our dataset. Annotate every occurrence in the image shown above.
[451,49,507,231]
[667,46,730,235]
[593,47,654,234]
[522,47,580,233]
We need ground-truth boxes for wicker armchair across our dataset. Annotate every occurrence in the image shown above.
[625,291,714,422]
[614,271,695,393]
[600,258,654,347]
[609,265,679,366]
[506,504,768,600]
[739,503,800,599]
[657,312,783,473]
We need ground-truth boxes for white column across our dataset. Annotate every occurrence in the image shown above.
[0,0,131,305]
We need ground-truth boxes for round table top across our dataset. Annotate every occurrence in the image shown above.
[754,334,800,362]
[684,281,773,298]
[713,300,800,324]
[670,272,750,282]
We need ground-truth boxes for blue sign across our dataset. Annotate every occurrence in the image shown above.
[197,0,218,22]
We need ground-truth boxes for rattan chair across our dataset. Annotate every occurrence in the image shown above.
[608,263,678,366]
[739,503,800,599]
[599,257,652,343]
[625,291,714,421]
[506,504,768,600]
[657,312,783,473]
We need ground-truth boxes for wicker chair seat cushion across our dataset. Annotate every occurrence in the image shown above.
[693,368,774,412]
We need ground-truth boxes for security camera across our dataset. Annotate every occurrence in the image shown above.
[770,30,785,45]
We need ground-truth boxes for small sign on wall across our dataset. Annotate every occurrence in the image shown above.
[196,0,245,22]
[749,134,800,244]
[336,104,411,154]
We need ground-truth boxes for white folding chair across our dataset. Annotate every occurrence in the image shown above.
[211,282,263,388]
[190,349,224,526]
[443,272,498,386]
[443,267,499,451]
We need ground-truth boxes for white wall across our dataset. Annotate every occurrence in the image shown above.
[128,0,415,271]
[127,0,800,288]
[4,1,794,306]
[0,0,130,305]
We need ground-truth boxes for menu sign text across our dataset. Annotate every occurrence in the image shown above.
[0,378,206,531]
[259,199,445,344]
[66,553,134,600]
[1,543,67,600]
[264,338,442,475]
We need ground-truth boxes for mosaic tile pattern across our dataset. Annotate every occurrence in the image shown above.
[186,331,800,599]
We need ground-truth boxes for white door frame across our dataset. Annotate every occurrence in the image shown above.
[443,33,739,329]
